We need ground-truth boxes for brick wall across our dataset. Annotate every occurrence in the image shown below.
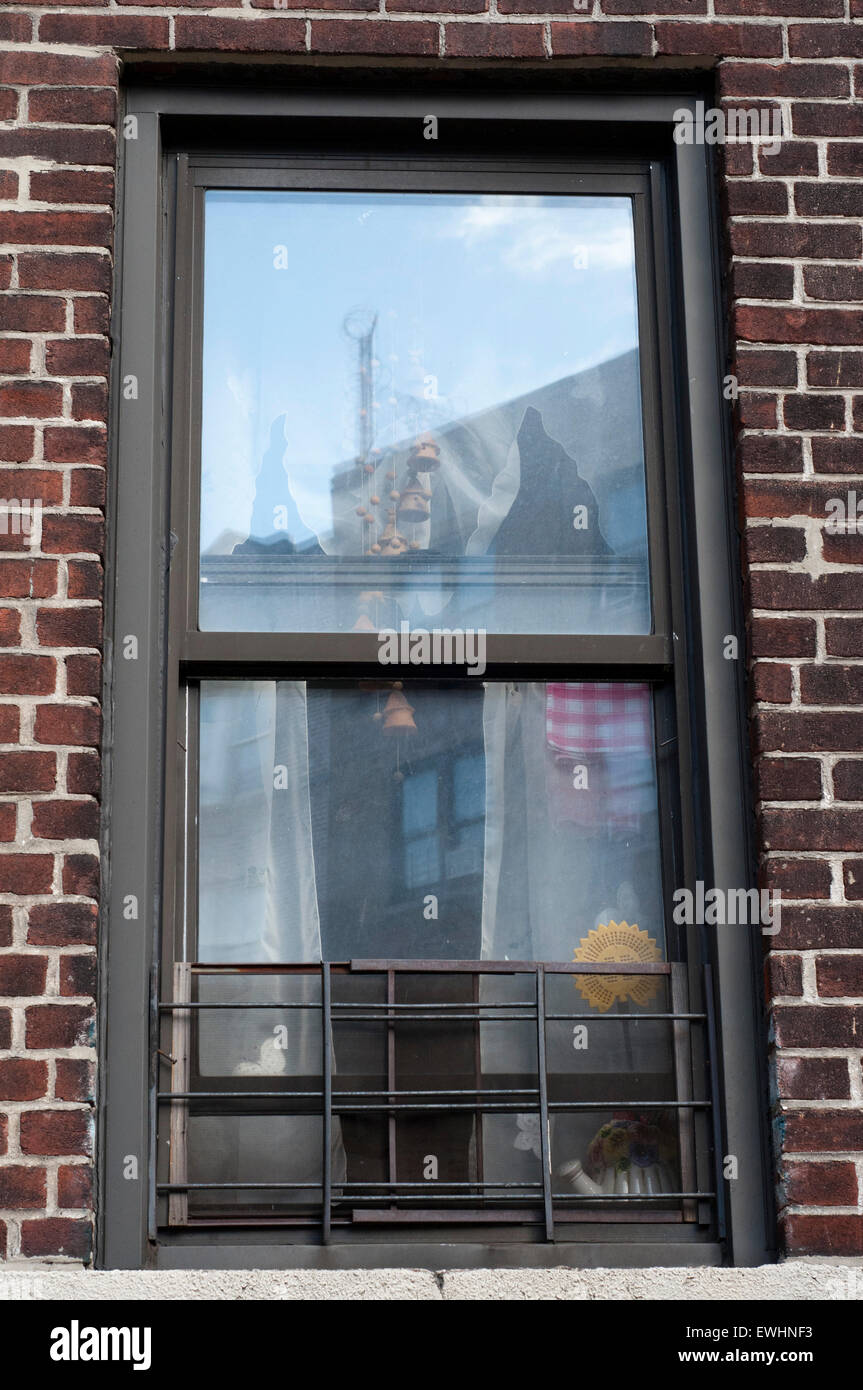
[0,1,861,1264]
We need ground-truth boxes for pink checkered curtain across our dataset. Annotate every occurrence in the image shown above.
[480,680,665,965]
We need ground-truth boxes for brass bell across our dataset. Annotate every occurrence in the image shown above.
[378,518,409,556]
[382,690,417,735]
[397,476,431,524]
[408,432,440,472]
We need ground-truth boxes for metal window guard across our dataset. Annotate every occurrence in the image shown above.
[155,959,716,1242]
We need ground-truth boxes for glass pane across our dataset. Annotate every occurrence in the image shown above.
[197,679,666,965]
[199,191,650,635]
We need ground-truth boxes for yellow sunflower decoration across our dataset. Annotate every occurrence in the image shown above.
[573,920,662,1012]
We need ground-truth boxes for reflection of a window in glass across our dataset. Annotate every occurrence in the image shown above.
[401,753,484,891]
[199,192,651,636]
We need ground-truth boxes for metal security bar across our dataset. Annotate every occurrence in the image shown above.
[155,959,715,1241]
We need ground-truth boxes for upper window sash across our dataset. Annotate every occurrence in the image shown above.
[168,160,674,677]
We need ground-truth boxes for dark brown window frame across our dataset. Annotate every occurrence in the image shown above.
[99,84,774,1271]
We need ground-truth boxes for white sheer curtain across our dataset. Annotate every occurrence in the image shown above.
[197,680,346,1199]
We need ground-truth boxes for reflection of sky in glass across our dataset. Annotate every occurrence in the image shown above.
[200,192,640,553]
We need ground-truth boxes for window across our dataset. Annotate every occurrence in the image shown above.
[102,89,772,1269]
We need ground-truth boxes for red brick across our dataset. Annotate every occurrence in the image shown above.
[737,392,777,429]
[446,22,545,55]
[784,1161,857,1206]
[0,656,55,696]
[19,1216,91,1260]
[0,954,47,996]
[0,258,11,291]
[32,799,99,842]
[0,609,20,646]
[0,468,63,506]
[36,607,101,650]
[807,351,863,389]
[0,1058,48,1101]
[58,1163,92,1209]
[732,255,795,298]
[765,904,863,948]
[55,1058,95,1103]
[825,619,863,657]
[67,751,100,796]
[765,951,802,998]
[73,298,110,334]
[550,20,651,54]
[763,855,830,903]
[62,854,99,898]
[43,426,106,467]
[800,667,861,706]
[737,435,803,473]
[0,803,16,842]
[71,381,108,422]
[0,14,31,42]
[784,394,845,432]
[65,654,101,699]
[749,571,862,607]
[30,169,114,208]
[815,437,863,472]
[793,103,863,138]
[174,14,305,48]
[0,1219,6,1257]
[655,20,782,55]
[825,528,863,565]
[0,296,65,334]
[796,181,863,218]
[783,1109,863,1153]
[752,661,793,703]
[0,54,118,87]
[390,0,483,8]
[738,306,863,345]
[804,264,863,302]
[762,805,863,849]
[776,1056,851,1100]
[745,526,806,563]
[0,1011,9,1050]
[25,1003,94,1050]
[756,756,821,801]
[69,471,106,509]
[726,180,788,216]
[0,210,112,246]
[310,19,438,53]
[817,955,863,997]
[34,704,100,748]
[18,253,111,294]
[789,24,863,57]
[749,617,816,661]
[0,905,12,947]
[45,338,110,378]
[0,705,19,741]
[773,1005,863,1048]
[732,223,860,261]
[0,752,55,794]
[27,902,97,948]
[0,381,62,419]
[719,61,849,98]
[28,87,116,127]
[828,142,863,177]
[717,0,841,10]
[0,426,35,463]
[0,1166,47,1210]
[736,349,797,389]
[59,952,96,998]
[39,13,170,45]
[844,859,863,899]
[761,140,820,176]
[41,515,104,556]
[0,854,53,895]
[0,340,31,374]
[66,561,102,603]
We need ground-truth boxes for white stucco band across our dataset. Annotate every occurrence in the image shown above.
[0,1259,861,1301]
